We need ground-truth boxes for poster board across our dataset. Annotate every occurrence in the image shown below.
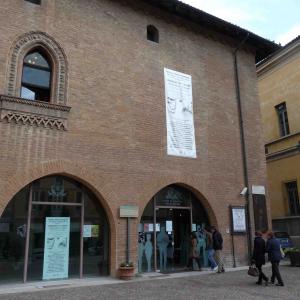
[43,217,70,280]
[230,206,247,235]
[164,68,196,158]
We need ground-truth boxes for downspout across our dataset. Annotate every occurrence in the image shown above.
[233,33,252,262]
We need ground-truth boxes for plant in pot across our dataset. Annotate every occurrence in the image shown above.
[284,247,300,266]
[119,262,135,280]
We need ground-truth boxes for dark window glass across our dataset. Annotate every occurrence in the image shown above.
[21,50,51,102]
[274,232,290,238]
[24,52,49,68]
[286,181,300,216]
[253,194,268,232]
[147,25,159,43]
[22,66,50,88]
[24,0,41,5]
[275,103,290,137]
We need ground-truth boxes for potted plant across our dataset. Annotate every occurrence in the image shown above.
[284,247,300,266]
[119,262,135,280]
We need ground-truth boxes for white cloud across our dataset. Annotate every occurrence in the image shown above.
[276,25,300,45]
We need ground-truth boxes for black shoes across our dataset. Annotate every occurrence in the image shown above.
[275,283,284,287]
[265,279,269,286]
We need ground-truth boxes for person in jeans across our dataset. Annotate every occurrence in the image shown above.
[211,226,225,273]
[252,231,268,285]
[204,226,218,271]
[266,231,284,286]
[187,232,201,270]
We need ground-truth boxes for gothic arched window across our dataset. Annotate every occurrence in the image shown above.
[21,50,52,102]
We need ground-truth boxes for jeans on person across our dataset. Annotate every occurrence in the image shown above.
[207,249,217,269]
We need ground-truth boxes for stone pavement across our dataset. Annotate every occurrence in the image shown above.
[0,265,299,300]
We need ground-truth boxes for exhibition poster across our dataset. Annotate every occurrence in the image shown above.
[164,68,196,158]
[43,217,70,280]
[231,207,246,233]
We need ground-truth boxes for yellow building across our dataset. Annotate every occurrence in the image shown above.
[257,36,300,241]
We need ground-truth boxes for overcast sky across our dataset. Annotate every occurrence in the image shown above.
[181,0,300,45]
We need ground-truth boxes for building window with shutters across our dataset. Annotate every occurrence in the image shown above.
[286,181,300,216]
[275,102,290,137]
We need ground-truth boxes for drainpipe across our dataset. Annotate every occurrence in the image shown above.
[233,33,253,262]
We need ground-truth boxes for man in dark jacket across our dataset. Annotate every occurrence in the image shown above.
[252,231,268,285]
[266,231,284,286]
[211,226,225,273]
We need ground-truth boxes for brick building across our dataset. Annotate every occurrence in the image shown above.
[0,0,278,283]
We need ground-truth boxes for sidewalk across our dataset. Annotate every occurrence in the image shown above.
[0,262,294,299]
[0,265,250,295]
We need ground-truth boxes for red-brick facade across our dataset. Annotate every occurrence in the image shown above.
[0,0,272,277]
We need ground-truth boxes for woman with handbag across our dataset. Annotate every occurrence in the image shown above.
[187,232,201,270]
[252,231,268,285]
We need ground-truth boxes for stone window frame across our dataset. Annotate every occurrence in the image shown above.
[6,31,68,106]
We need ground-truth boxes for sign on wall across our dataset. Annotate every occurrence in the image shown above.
[230,206,247,234]
[43,217,70,280]
[120,205,139,218]
[164,68,196,158]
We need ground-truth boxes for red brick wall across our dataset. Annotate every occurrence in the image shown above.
[0,0,268,275]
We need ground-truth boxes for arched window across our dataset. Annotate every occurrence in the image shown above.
[21,50,52,102]
[147,25,159,43]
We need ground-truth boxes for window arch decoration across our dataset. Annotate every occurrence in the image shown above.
[6,31,68,105]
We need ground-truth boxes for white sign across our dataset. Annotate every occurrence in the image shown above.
[166,220,173,232]
[148,224,154,232]
[232,207,246,233]
[43,217,70,280]
[164,68,196,158]
[252,185,266,195]
[192,223,196,232]
[83,225,92,238]
[155,223,160,232]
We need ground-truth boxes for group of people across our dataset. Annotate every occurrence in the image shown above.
[188,227,285,287]
[188,226,225,273]
[252,231,284,286]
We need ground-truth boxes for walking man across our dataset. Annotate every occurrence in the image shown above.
[211,226,225,273]
[266,231,284,286]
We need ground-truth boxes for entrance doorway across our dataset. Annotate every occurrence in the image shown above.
[139,185,210,273]
[156,208,190,272]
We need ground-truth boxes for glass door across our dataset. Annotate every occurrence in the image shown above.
[27,204,81,281]
[155,208,191,273]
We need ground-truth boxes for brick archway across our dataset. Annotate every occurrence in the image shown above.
[0,159,117,275]
[138,176,218,227]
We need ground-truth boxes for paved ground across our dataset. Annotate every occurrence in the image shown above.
[0,265,299,300]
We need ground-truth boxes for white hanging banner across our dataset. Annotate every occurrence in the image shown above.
[164,68,196,158]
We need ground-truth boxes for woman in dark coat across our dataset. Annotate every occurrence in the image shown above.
[266,231,284,286]
[252,231,268,285]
